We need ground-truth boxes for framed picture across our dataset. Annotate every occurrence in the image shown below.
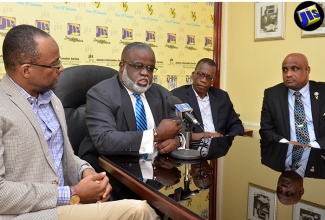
[301,2,325,38]
[247,183,277,220]
[293,200,325,220]
[255,2,286,41]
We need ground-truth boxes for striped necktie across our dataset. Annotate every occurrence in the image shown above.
[133,93,147,131]
[133,93,148,159]
[291,91,309,170]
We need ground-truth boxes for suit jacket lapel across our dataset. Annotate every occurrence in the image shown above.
[208,88,219,131]
[117,77,137,131]
[1,75,56,173]
[279,84,290,139]
[309,82,319,135]
[146,86,163,126]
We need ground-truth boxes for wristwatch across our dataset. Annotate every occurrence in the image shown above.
[153,128,158,137]
[69,186,80,205]
[178,134,184,148]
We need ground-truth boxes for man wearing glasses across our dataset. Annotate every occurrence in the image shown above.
[172,58,244,141]
[79,42,184,199]
[0,25,158,219]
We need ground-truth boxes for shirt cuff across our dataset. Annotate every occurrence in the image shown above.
[139,158,154,179]
[309,141,320,148]
[57,186,70,206]
[279,138,288,143]
[139,130,154,154]
[79,163,94,180]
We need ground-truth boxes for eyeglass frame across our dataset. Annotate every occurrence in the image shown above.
[121,60,158,73]
[19,60,62,70]
[193,71,215,82]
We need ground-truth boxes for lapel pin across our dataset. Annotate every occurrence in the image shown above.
[310,166,315,172]
[55,105,60,112]
[314,92,319,100]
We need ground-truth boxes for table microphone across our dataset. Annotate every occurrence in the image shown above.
[167,96,200,126]
[167,96,204,160]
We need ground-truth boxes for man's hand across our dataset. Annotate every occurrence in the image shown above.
[74,172,112,203]
[155,136,179,154]
[192,131,223,141]
[153,167,181,185]
[155,119,182,142]
[287,141,311,147]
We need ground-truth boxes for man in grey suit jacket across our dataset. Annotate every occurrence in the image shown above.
[171,58,244,141]
[79,42,183,171]
[0,25,157,219]
[260,53,325,205]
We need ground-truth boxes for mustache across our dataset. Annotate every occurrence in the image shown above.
[137,76,149,81]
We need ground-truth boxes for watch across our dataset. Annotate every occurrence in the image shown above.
[153,128,158,138]
[178,134,184,148]
[69,186,80,205]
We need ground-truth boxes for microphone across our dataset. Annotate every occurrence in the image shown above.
[167,96,200,126]
[167,96,204,160]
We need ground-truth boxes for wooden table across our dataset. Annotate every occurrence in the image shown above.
[99,156,205,220]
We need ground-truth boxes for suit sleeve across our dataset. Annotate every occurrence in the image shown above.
[259,89,285,142]
[224,94,244,136]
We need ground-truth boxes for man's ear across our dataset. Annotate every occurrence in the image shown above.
[20,64,31,79]
[119,61,124,73]
[306,66,311,75]
[300,187,304,195]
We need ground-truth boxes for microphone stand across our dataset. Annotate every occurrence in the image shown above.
[185,121,191,150]
[171,120,201,160]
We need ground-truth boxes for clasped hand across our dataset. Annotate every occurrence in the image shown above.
[74,169,112,203]
[154,119,182,154]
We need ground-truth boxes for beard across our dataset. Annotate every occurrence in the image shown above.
[121,68,152,94]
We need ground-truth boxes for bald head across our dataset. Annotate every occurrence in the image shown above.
[276,171,304,205]
[283,53,309,66]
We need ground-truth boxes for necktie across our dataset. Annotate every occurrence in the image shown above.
[291,91,309,170]
[133,93,148,159]
[133,93,147,131]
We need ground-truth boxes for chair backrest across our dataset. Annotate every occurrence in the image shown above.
[53,65,118,154]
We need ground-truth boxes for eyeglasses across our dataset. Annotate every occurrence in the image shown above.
[20,60,62,70]
[194,71,215,82]
[122,60,157,73]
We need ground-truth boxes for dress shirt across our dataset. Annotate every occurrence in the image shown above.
[125,88,157,155]
[280,82,320,149]
[192,87,214,153]
[282,83,316,177]
[192,86,215,133]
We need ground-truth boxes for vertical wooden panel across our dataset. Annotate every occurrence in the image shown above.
[213,2,222,89]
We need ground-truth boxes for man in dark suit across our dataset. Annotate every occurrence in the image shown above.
[260,141,325,179]
[260,53,325,205]
[78,42,183,200]
[260,140,325,205]
[171,58,244,141]
[260,53,325,147]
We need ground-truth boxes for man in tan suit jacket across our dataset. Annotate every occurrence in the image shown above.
[0,25,158,219]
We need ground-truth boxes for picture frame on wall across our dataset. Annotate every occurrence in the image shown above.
[254,2,286,41]
[247,183,277,220]
[301,2,325,38]
[293,200,325,220]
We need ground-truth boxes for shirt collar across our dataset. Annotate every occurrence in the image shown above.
[191,85,209,101]
[288,82,309,99]
[7,74,54,104]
